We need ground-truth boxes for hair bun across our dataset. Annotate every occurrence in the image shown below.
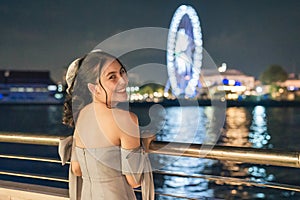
[66,58,81,94]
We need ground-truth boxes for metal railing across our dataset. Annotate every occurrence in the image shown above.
[1,132,300,199]
[145,140,300,168]
[2,132,299,168]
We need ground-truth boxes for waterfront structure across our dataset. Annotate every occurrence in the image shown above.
[129,67,256,102]
[277,77,300,100]
[280,79,300,90]
[201,66,255,100]
[0,70,63,104]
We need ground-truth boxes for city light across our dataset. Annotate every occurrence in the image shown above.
[217,85,246,92]
[256,86,263,93]
[47,85,57,91]
[218,63,227,72]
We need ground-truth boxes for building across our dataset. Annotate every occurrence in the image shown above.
[280,79,300,90]
[277,76,300,100]
[199,67,256,100]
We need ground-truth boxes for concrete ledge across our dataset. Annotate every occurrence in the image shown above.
[0,180,68,200]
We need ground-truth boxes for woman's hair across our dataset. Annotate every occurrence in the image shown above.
[62,56,85,127]
[62,51,126,127]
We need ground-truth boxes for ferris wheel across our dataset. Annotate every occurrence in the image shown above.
[166,5,203,98]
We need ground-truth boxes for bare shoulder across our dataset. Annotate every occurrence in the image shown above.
[113,109,140,148]
[128,111,138,124]
[113,109,139,125]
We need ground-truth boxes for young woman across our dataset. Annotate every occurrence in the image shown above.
[62,50,154,200]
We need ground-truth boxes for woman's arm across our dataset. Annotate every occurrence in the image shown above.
[71,130,82,176]
[119,112,141,188]
[71,161,82,176]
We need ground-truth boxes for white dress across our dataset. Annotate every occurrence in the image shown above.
[76,146,136,200]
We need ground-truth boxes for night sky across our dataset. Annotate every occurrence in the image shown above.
[0,0,299,82]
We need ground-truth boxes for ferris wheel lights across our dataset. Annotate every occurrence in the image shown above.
[166,5,203,98]
[168,62,174,67]
[190,79,198,86]
[195,45,202,49]
[179,5,188,10]
[193,68,200,74]
[191,17,199,23]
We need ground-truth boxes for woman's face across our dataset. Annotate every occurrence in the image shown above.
[98,59,128,104]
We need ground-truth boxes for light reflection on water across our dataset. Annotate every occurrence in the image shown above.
[158,106,205,143]
[249,106,271,149]
[148,106,299,200]
[152,106,221,199]
[217,106,277,199]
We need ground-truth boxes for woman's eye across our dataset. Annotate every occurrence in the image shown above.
[120,68,126,75]
[109,75,116,79]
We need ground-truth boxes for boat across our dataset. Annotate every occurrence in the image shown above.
[0,70,64,104]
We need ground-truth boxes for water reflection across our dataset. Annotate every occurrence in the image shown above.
[218,107,251,198]
[249,106,271,148]
[221,107,251,147]
[248,106,274,183]
[153,106,220,199]
[204,106,225,145]
[139,104,166,135]
[218,106,276,199]
[161,107,202,142]
[150,106,282,199]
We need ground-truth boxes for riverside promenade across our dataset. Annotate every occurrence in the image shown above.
[0,180,68,200]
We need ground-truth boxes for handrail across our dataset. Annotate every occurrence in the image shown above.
[0,132,60,146]
[146,141,300,168]
[1,160,300,193]
[0,171,68,183]
[155,170,300,192]
[1,132,300,197]
[1,132,299,168]
[2,152,300,192]
[0,154,66,164]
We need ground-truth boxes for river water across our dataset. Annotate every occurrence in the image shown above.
[0,104,299,199]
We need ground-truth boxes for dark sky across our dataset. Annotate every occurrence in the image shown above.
[0,0,299,82]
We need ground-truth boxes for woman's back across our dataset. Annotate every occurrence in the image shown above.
[74,103,137,199]
[75,103,124,148]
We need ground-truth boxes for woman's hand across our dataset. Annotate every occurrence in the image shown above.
[71,161,82,176]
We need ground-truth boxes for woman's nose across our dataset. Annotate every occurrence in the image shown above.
[118,75,128,85]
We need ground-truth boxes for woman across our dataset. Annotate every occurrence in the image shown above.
[62,50,154,200]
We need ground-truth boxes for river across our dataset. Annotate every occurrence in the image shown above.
[0,104,299,199]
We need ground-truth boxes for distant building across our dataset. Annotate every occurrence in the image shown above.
[0,70,63,104]
[199,67,256,100]
[201,68,255,89]
[220,69,255,89]
[280,79,300,90]
[278,76,300,100]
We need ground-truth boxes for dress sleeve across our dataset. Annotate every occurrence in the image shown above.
[58,135,73,165]
[58,135,82,200]
[70,137,78,161]
[121,147,155,200]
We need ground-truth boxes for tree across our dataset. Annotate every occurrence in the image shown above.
[259,64,288,85]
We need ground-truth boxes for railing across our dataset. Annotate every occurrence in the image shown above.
[1,132,300,199]
[145,140,300,168]
[2,133,300,168]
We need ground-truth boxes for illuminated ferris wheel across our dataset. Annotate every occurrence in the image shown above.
[166,5,203,98]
